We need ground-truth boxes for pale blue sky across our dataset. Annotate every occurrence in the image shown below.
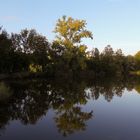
[0,0,140,55]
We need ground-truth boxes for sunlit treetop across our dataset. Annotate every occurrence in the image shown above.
[54,16,93,49]
[135,51,140,61]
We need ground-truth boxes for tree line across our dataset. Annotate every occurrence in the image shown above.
[0,16,140,78]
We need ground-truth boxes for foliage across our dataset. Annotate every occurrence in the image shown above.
[135,51,140,70]
[52,16,93,74]
[29,64,42,73]
[0,82,12,101]
[54,16,93,48]
[0,16,140,77]
[0,28,14,73]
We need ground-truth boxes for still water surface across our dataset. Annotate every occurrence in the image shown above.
[0,78,140,140]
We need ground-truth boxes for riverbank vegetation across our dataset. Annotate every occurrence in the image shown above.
[0,16,140,79]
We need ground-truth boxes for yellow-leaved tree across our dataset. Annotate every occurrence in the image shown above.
[53,16,93,72]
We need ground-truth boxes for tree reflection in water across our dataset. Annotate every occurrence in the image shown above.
[0,77,140,136]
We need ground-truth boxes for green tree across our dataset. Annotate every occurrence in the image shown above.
[12,29,50,71]
[135,51,140,61]
[114,49,124,75]
[0,28,14,73]
[100,45,115,75]
[135,51,140,70]
[86,48,101,74]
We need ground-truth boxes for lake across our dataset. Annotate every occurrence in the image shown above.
[0,77,140,140]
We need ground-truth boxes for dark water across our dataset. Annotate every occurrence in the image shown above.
[0,78,140,140]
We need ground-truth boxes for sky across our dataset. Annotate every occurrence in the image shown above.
[0,0,140,55]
